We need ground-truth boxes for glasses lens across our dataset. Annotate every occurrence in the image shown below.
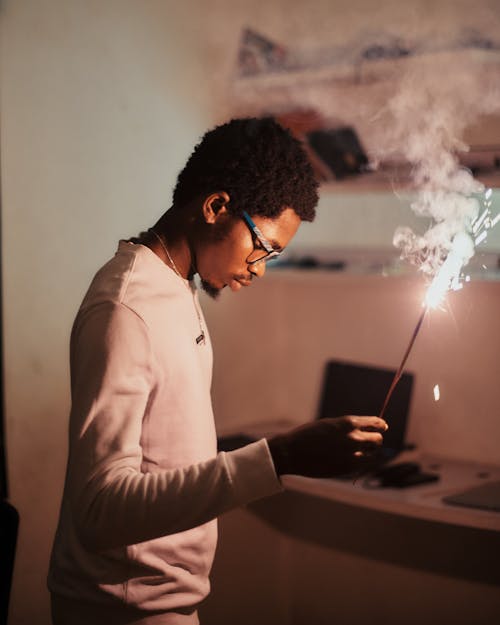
[247,249,269,264]
[242,212,281,265]
[265,251,281,264]
[248,249,280,265]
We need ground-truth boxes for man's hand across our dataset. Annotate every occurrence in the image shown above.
[267,416,388,478]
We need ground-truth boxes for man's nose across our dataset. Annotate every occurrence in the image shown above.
[249,260,266,279]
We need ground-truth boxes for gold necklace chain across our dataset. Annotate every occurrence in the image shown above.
[151,230,205,346]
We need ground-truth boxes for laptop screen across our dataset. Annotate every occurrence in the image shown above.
[317,360,414,460]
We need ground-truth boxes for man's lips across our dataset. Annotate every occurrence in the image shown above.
[229,277,252,291]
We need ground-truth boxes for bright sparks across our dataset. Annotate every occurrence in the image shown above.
[424,188,498,309]
[424,231,474,308]
[433,384,440,401]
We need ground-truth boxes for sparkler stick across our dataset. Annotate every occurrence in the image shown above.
[352,303,428,484]
[379,306,428,420]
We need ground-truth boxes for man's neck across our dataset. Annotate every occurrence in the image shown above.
[148,209,195,280]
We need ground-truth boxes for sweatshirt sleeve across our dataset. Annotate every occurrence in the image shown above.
[68,302,282,552]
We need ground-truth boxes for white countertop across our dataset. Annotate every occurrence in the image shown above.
[282,451,500,532]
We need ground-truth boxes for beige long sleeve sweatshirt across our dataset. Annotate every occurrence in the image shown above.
[48,241,282,625]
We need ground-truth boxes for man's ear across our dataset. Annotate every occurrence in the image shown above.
[202,191,230,224]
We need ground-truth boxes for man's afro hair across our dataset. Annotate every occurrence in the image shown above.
[173,117,318,221]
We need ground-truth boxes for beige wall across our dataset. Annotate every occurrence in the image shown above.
[1,1,215,623]
[1,1,499,624]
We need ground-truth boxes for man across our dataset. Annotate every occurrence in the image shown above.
[48,118,387,625]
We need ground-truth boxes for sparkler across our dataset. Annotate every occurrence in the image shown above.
[379,306,427,420]
[379,188,498,421]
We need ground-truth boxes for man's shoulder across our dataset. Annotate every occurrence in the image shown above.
[78,241,183,317]
[81,241,140,309]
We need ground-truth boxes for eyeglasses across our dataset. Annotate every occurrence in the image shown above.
[242,211,282,265]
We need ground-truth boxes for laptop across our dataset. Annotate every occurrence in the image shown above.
[317,359,414,464]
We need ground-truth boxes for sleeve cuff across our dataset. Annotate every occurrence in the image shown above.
[221,438,284,506]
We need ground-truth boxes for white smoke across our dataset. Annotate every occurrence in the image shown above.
[387,52,500,282]
[219,6,500,286]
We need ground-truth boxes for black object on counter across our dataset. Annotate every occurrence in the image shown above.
[372,462,439,488]
[317,360,414,464]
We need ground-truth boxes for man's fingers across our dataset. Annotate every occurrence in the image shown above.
[349,416,388,432]
[349,429,384,445]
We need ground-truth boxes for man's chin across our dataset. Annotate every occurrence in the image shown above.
[200,279,222,300]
